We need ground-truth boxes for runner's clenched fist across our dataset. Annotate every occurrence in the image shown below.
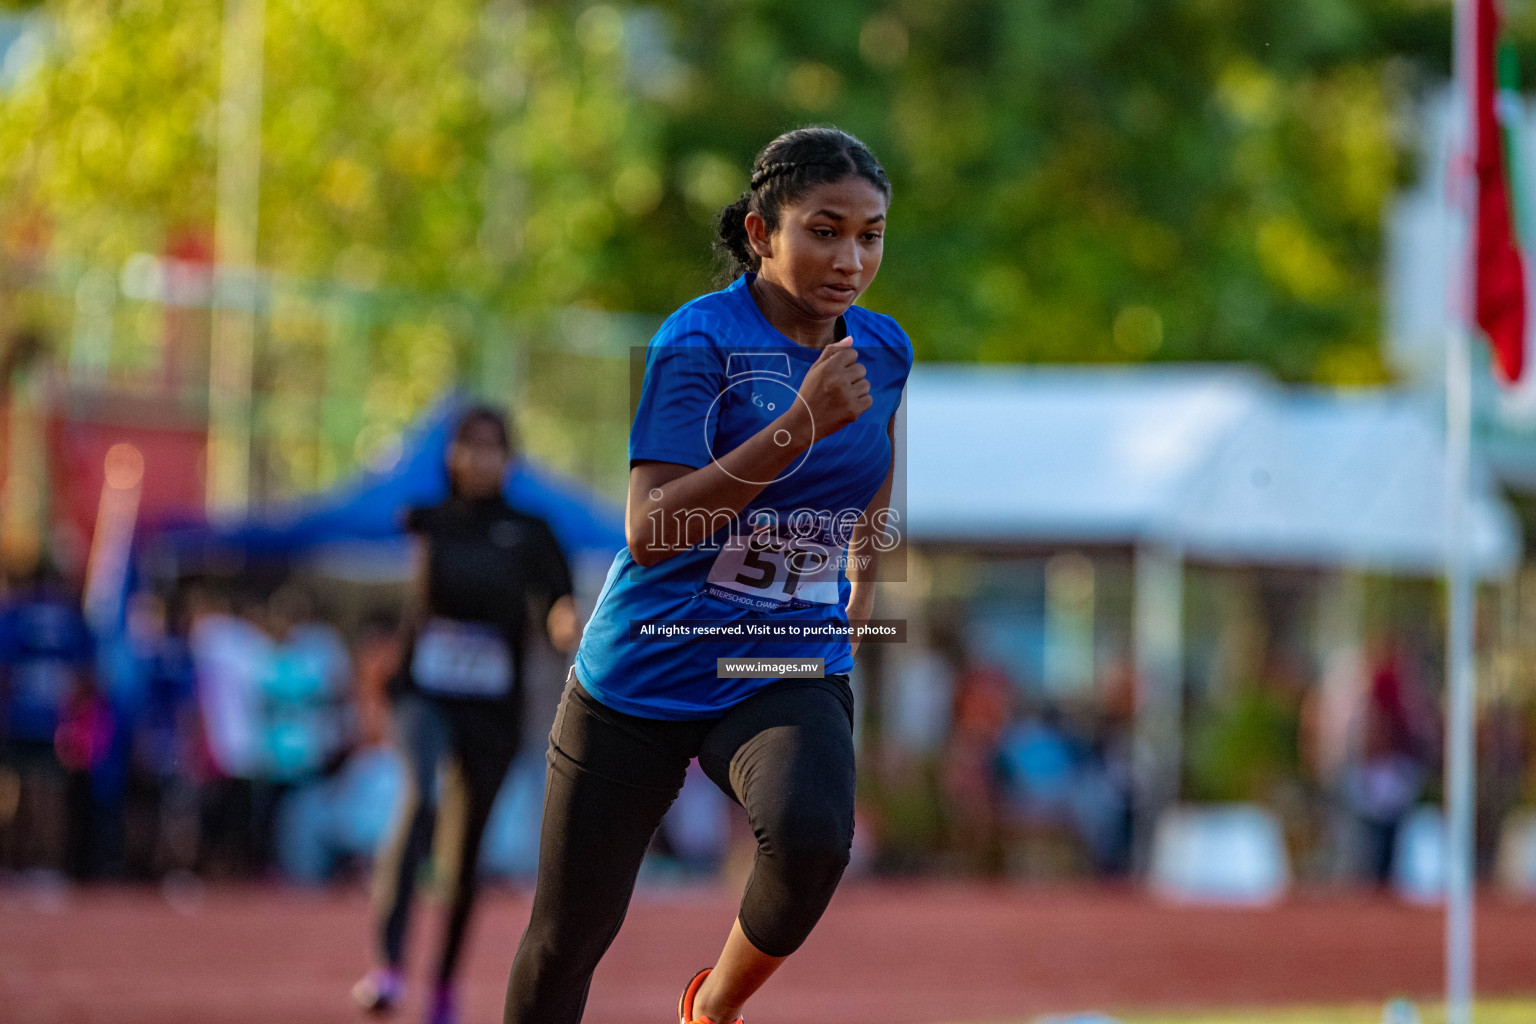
[797,337,872,436]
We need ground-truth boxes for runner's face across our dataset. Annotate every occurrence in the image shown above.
[448,420,509,498]
[754,177,887,319]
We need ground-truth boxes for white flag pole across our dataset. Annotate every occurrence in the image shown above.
[1446,1,1478,1023]
[1445,269,1477,1024]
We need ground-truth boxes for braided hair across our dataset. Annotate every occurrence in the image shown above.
[715,127,891,285]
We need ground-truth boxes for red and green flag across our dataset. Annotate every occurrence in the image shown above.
[1473,0,1528,383]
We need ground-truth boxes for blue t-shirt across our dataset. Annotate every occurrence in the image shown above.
[0,591,96,744]
[574,273,913,719]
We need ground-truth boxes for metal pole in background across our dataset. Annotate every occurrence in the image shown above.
[1132,541,1184,873]
[1445,319,1478,1024]
[1446,0,1478,1020]
[479,0,528,404]
[208,0,266,514]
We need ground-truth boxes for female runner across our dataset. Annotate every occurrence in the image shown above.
[503,126,911,1024]
[355,407,579,1024]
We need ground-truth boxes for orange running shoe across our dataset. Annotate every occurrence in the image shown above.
[677,968,744,1024]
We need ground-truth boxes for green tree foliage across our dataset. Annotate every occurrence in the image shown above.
[1186,679,1302,803]
[630,0,1460,382]
[0,0,658,492]
[0,0,1505,446]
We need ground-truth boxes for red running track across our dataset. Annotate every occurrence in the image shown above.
[2,883,1535,1024]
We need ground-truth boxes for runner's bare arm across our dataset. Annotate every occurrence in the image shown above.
[397,537,429,667]
[847,414,896,657]
[626,338,871,567]
[546,596,581,653]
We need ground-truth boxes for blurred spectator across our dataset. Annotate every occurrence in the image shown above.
[996,703,1134,878]
[1478,694,1530,875]
[1071,712,1134,876]
[258,584,353,878]
[999,706,1076,824]
[56,673,115,879]
[121,590,200,878]
[257,585,350,784]
[941,655,1011,875]
[0,562,96,877]
[352,609,404,749]
[188,587,271,878]
[1340,642,1439,885]
[995,703,1078,877]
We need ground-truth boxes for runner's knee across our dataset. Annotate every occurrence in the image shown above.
[771,802,852,885]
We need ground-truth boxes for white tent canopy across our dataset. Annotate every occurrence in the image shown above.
[903,363,1524,856]
[904,364,1522,577]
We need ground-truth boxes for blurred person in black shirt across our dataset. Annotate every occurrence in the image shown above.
[353,407,578,1024]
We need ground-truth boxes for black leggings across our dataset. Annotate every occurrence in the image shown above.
[503,671,856,1024]
[373,694,519,986]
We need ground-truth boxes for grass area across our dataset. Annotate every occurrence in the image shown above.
[1116,1001,1536,1024]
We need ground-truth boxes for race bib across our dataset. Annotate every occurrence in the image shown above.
[705,528,841,610]
[411,619,514,698]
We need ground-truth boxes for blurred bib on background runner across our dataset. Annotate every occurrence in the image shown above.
[705,528,840,611]
[411,619,513,698]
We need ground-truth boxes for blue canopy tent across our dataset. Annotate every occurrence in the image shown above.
[155,395,625,571]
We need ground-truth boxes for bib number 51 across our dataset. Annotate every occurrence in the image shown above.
[707,532,839,606]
